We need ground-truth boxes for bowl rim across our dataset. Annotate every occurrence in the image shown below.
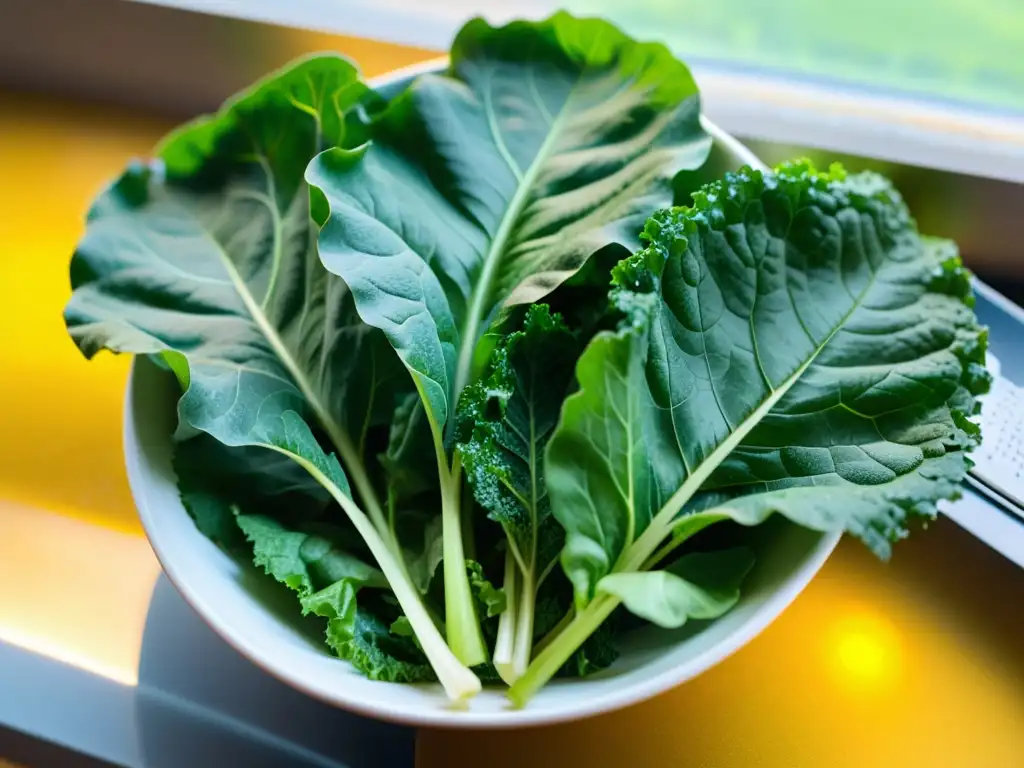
[124,58,842,729]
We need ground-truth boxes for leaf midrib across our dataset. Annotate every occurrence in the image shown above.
[451,77,581,405]
[626,225,885,567]
[209,231,335,434]
[188,210,375,519]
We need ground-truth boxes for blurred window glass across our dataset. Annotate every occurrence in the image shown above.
[567,0,1024,113]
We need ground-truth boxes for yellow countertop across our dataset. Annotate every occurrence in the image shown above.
[1,37,1022,768]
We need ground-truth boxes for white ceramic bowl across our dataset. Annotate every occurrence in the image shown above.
[124,60,841,729]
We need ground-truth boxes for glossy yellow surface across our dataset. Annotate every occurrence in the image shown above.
[0,93,168,535]
[1,39,1022,768]
[0,501,159,685]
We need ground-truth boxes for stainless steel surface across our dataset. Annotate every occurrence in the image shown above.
[940,284,1024,567]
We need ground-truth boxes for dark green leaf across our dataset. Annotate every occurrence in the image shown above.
[378,393,447,595]
[65,55,404,516]
[396,512,444,595]
[381,393,437,501]
[306,12,712,434]
[173,433,330,554]
[237,514,386,597]
[458,305,576,574]
[548,161,989,609]
[561,618,619,679]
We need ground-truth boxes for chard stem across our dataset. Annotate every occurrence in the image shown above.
[627,510,728,573]
[508,595,618,707]
[510,571,535,680]
[493,550,519,685]
[643,537,683,571]
[330,431,390,534]
[532,605,574,658]
[509,515,724,705]
[440,455,488,666]
[289,450,481,702]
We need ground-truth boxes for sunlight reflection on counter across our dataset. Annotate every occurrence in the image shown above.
[0,501,159,685]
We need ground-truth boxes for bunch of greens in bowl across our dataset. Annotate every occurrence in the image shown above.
[64,12,989,708]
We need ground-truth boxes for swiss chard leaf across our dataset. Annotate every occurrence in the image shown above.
[597,547,754,628]
[306,12,712,436]
[544,311,660,609]
[547,161,989,609]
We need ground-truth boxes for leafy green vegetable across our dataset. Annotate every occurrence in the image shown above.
[238,514,388,595]
[174,434,331,555]
[302,581,435,683]
[308,13,710,412]
[467,560,507,618]
[63,54,480,701]
[397,513,444,595]
[220,507,436,682]
[597,547,754,628]
[457,305,576,681]
[531,569,622,680]
[390,615,417,642]
[305,11,711,666]
[381,394,436,503]
[509,161,989,705]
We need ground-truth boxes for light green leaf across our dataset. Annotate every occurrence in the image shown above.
[597,547,754,628]
[545,307,659,610]
[467,560,507,618]
[306,12,712,432]
[390,615,416,639]
[302,581,435,683]
[237,513,387,597]
[547,161,989,609]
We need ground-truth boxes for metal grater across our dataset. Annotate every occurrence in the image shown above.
[969,354,1024,520]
